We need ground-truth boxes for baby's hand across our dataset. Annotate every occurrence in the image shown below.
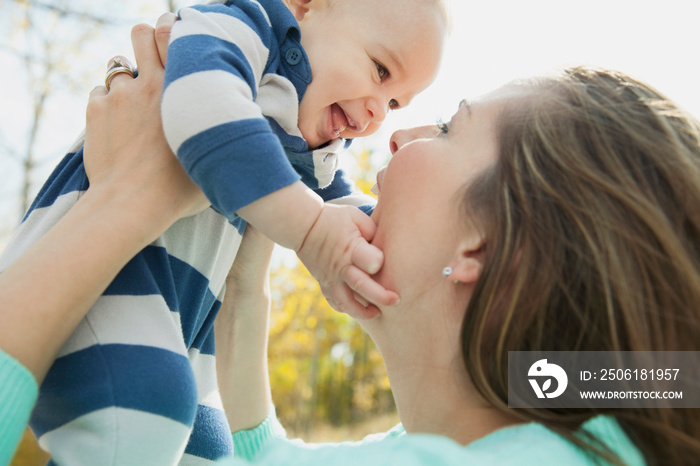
[297,204,399,319]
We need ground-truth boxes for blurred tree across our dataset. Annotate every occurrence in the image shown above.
[0,0,118,222]
[0,0,187,235]
[10,430,49,466]
[268,146,396,439]
[268,259,396,439]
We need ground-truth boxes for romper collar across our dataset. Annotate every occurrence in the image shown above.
[255,0,302,45]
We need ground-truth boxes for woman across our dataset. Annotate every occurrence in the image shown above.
[2,18,700,466]
[216,71,700,465]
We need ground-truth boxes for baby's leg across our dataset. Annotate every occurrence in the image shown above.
[0,144,197,465]
[156,212,244,465]
[1,140,241,464]
[30,211,239,465]
[31,288,198,465]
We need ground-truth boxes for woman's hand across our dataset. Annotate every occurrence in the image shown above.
[0,15,204,384]
[215,226,275,432]
[84,14,209,225]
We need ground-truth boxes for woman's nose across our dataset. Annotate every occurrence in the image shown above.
[389,125,436,154]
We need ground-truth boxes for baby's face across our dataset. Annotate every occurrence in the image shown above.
[296,0,446,149]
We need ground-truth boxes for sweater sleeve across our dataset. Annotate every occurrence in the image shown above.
[162,2,300,220]
[230,407,288,461]
[0,349,39,466]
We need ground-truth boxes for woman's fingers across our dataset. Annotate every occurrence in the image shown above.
[155,13,177,66]
[89,85,108,100]
[106,55,130,69]
[103,16,171,93]
[130,23,162,79]
[104,55,135,92]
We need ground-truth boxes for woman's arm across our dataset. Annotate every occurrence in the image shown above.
[0,15,204,463]
[213,235,407,461]
[0,15,206,385]
[215,225,275,433]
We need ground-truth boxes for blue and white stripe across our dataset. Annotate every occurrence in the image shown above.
[0,145,239,465]
[163,0,302,219]
[0,0,375,464]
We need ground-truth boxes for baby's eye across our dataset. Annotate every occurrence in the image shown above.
[375,61,390,81]
[436,118,449,134]
[389,99,399,111]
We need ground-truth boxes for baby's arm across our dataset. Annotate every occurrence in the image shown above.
[298,202,397,317]
[237,182,398,318]
[163,5,396,314]
[162,3,302,220]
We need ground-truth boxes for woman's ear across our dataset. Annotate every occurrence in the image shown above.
[448,236,485,285]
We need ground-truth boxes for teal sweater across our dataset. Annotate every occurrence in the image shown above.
[0,349,39,466]
[0,349,645,465]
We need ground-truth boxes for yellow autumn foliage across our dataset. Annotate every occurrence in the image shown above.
[268,262,396,438]
[267,145,396,437]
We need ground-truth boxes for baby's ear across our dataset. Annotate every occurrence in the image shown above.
[286,0,314,21]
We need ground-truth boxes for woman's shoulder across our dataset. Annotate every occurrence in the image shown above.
[459,415,645,465]
[371,416,644,466]
[223,415,644,466]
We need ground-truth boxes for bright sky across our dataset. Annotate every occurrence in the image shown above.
[368,0,700,154]
[1,0,699,244]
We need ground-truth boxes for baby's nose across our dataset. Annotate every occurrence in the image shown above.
[367,97,388,125]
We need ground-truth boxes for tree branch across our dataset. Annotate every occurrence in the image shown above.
[12,0,118,25]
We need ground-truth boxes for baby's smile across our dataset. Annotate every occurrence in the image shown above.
[329,103,360,138]
[330,103,347,137]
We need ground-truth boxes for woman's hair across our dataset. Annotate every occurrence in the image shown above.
[461,66,700,465]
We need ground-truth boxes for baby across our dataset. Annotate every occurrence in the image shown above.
[0,0,448,464]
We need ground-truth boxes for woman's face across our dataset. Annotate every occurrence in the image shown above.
[371,96,502,293]
[364,92,510,350]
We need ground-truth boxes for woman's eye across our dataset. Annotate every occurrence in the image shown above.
[436,119,449,134]
[389,99,399,110]
[375,61,389,80]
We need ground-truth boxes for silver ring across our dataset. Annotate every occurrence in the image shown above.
[105,57,135,91]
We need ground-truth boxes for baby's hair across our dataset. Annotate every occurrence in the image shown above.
[329,0,452,34]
